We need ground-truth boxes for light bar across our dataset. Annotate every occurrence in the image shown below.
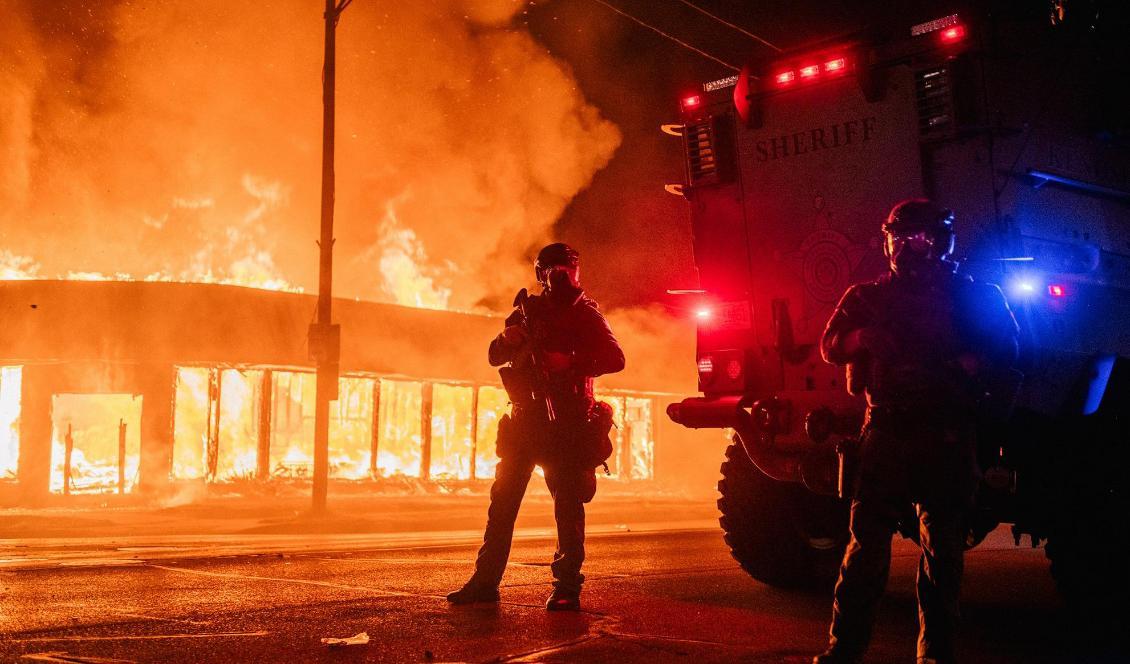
[799,64,819,78]
[775,70,795,85]
[824,58,846,72]
[911,14,960,36]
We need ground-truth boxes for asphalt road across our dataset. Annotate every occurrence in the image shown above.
[0,527,1123,663]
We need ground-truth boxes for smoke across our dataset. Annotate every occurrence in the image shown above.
[0,0,621,311]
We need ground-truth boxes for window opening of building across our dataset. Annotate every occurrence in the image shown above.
[430,384,474,479]
[0,366,21,482]
[377,379,423,477]
[475,386,509,480]
[625,397,655,480]
[270,371,316,479]
[215,369,263,481]
[172,367,209,480]
[329,376,374,479]
[49,394,141,494]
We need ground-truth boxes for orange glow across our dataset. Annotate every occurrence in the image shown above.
[430,384,474,479]
[270,372,374,480]
[49,394,142,494]
[214,370,262,481]
[626,397,655,479]
[475,386,509,479]
[377,379,424,477]
[173,368,208,479]
[0,367,21,481]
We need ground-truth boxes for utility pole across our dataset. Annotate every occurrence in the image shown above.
[310,0,352,514]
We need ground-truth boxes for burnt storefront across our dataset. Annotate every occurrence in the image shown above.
[0,280,675,502]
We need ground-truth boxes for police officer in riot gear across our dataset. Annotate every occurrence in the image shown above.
[447,242,625,611]
[815,200,1019,664]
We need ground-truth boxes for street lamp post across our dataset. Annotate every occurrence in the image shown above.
[310,0,352,514]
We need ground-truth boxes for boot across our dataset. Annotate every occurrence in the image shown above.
[446,580,500,605]
[545,586,581,611]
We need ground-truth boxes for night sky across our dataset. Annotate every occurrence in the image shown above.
[523,0,1130,309]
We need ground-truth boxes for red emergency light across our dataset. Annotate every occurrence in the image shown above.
[695,307,712,320]
[939,24,966,43]
[773,55,850,87]
[1048,284,1066,297]
[681,95,702,110]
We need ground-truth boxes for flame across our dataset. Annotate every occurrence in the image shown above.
[0,251,40,280]
[626,397,655,479]
[49,394,142,494]
[376,379,424,477]
[173,367,210,479]
[0,367,21,481]
[374,195,452,310]
[215,369,261,481]
[474,386,508,479]
[430,384,474,479]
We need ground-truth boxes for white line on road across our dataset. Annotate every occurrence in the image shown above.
[11,631,270,643]
[149,564,444,600]
[112,612,212,626]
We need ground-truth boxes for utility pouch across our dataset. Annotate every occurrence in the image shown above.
[567,400,615,470]
[836,436,861,500]
[495,412,518,460]
[498,366,532,407]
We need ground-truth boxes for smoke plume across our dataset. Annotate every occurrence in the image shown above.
[0,0,621,311]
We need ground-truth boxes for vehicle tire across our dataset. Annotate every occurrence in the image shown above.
[717,440,851,590]
[1044,479,1130,620]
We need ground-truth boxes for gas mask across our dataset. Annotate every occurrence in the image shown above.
[542,265,581,301]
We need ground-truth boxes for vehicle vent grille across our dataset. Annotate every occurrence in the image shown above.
[685,120,718,182]
[915,66,954,139]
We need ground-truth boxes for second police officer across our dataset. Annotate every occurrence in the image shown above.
[814,200,1020,664]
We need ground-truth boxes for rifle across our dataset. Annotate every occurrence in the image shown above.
[498,288,557,422]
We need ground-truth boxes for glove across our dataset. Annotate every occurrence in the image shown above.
[499,325,528,348]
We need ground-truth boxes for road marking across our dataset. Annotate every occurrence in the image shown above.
[150,564,443,599]
[12,631,269,643]
[112,612,211,626]
[22,652,136,663]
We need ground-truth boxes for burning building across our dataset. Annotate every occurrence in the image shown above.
[0,279,685,502]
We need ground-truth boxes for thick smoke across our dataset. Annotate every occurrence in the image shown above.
[0,0,621,310]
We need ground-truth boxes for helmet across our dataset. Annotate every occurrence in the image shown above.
[882,199,955,273]
[535,242,580,286]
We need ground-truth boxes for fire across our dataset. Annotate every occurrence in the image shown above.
[376,380,424,477]
[0,367,21,481]
[474,386,509,480]
[430,384,474,479]
[49,394,142,495]
[374,196,452,310]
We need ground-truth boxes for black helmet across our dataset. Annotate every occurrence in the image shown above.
[882,198,955,258]
[882,199,955,276]
[535,242,580,285]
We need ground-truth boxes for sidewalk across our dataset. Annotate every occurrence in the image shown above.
[0,487,721,570]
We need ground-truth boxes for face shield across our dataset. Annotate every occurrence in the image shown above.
[885,228,939,274]
[543,264,580,292]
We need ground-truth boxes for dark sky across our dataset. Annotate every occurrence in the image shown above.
[522,0,864,308]
[520,0,1130,309]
